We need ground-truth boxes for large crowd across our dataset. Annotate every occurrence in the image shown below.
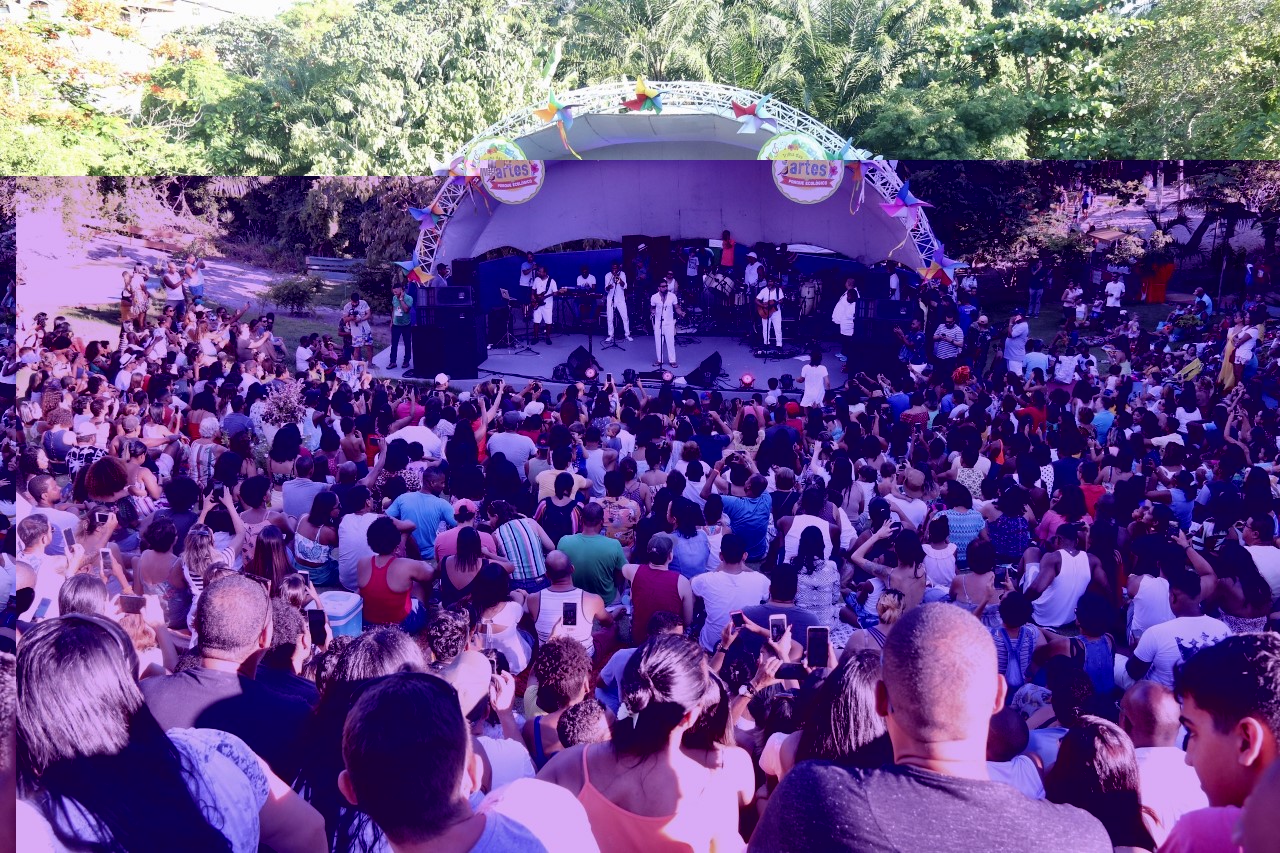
[7,249,1280,853]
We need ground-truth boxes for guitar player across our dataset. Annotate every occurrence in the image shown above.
[530,265,558,345]
[756,276,784,348]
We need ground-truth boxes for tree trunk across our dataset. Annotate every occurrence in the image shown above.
[1182,212,1218,255]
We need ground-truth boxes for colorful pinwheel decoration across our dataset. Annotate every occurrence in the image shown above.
[731,95,778,135]
[880,181,933,228]
[933,241,969,284]
[393,260,434,287]
[407,200,449,233]
[826,139,889,213]
[621,77,665,113]
[533,89,582,159]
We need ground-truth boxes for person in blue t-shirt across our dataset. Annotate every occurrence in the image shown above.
[700,467,772,564]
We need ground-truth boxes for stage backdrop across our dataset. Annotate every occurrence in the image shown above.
[469,250,916,313]
[437,160,927,287]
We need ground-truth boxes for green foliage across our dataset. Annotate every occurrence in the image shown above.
[266,275,324,313]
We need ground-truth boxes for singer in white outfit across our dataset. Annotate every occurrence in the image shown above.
[756,279,784,348]
[650,278,684,368]
[604,262,631,341]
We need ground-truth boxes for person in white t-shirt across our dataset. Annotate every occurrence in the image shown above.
[295,335,314,374]
[756,279,784,348]
[986,708,1045,799]
[1104,273,1125,325]
[531,267,558,346]
[518,251,536,290]
[1126,569,1229,689]
[603,262,631,341]
[1230,307,1265,386]
[798,349,829,409]
[1119,682,1208,846]
[744,252,765,290]
[690,534,771,651]
[886,260,901,300]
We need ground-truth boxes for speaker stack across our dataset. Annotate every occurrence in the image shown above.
[410,273,486,380]
[853,299,923,376]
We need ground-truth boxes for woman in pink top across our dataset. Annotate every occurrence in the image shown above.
[538,634,744,853]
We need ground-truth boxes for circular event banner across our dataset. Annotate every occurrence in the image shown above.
[772,160,845,204]
[467,136,544,204]
[757,132,842,203]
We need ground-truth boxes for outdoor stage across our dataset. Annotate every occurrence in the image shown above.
[372,327,846,395]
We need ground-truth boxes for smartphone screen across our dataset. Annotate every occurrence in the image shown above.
[307,609,327,646]
[562,601,578,627]
[807,626,830,668]
[95,511,110,525]
[731,611,745,629]
[33,598,52,620]
[99,549,113,575]
[769,614,786,643]
[606,373,613,385]
[63,528,75,549]
[118,595,145,615]
[297,569,310,582]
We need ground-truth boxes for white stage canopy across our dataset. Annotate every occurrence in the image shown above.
[435,159,930,269]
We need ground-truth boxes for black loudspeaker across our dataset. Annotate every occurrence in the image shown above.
[450,257,479,288]
[864,300,922,322]
[412,307,486,379]
[426,286,473,307]
[565,345,598,380]
[648,236,672,282]
[686,351,723,387]
[861,270,892,299]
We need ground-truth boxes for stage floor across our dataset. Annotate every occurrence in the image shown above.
[372,327,844,395]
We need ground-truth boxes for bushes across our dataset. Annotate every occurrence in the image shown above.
[267,275,325,314]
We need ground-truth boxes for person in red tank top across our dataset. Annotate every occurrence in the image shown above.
[357,516,434,632]
[622,534,694,644]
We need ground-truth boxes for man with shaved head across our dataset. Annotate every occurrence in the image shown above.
[1120,681,1207,843]
[750,604,1111,852]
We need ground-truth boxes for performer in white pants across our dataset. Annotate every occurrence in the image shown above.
[650,278,684,368]
[756,279,784,348]
[530,266,557,345]
[604,262,631,341]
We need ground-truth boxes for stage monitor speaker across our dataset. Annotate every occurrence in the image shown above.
[565,345,598,380]
[648,236,672,283]
[450,257,479,288]
[686,351,723,387]
[426,286,473,308]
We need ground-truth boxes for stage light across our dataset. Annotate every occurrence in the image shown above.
[779,373,795,391]
[740,373,754,388]
[584,366,598,381]
[661,371,674,383]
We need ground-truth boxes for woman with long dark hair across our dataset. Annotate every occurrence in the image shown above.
[787,650,893,775]
[17,615,325,852]
[1044,716,1157,851]
[538,634,744,851]
[245,524,291,593]
[292,491,339,586]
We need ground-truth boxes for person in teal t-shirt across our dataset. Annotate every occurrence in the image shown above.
[390,282,413,369]
[558,505,627,604]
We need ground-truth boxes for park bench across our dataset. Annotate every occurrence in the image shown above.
[305,256,361,284]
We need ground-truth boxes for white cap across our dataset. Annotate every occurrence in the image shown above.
[523,401,546,417]
[748,251,758,258]
[434,372,448,386]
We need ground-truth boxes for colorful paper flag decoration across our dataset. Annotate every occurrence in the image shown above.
[621,76,665,113]
[731,95,778,134]
[533,89,582,159]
